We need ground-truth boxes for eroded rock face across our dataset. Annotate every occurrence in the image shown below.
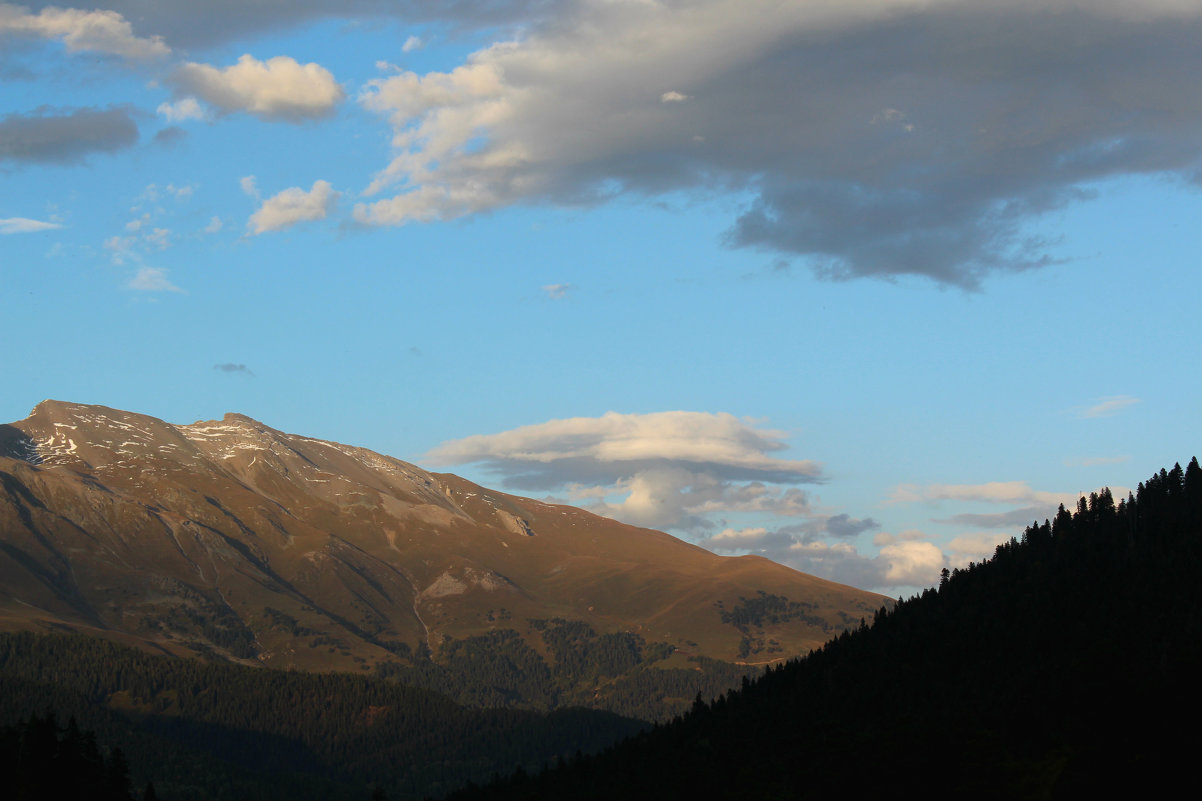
[0,400,887,670]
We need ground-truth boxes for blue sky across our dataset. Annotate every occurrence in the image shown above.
[2,1,1199,596]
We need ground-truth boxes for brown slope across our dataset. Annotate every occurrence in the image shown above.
[0,400,887,672]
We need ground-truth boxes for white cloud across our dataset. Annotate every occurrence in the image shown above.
[172,54,344,122]
[0,3,169,59]
[203,216,223,234]
[879,540,944,586]
[703,525,945,592]
[889,477,1096,536]
[429,411,820,481]
[0,217,61,234]
[352,0,1202,286]
[402,35,424,53]
[541,282,572,298]
[428,410,822,531]
[247,179,338,234]
[144,227,171,249]
[240,175,260,199]
[945,532,1013,567]
[1077,395,1141,419]
[128,266,182,292]
[156,97,207,123]
[103,234,132,264]
[872,529,929,547]
[707,527,771,547]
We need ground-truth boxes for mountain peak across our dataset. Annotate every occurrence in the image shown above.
[1,400,888,673]
[28,398,96,419]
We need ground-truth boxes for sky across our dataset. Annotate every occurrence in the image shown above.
[2,0,1200,598]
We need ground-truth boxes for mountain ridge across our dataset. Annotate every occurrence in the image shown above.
[0,400,885,702]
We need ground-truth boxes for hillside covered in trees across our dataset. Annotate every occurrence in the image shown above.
[448,458,1202,800]
[0,633,646,800]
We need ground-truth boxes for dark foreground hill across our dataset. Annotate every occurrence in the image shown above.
[448,458,1202,800]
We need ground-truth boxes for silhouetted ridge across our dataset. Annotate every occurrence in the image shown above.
[448,457,1202,800]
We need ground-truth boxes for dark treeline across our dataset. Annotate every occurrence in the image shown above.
[447,458,1202,800]
[0,632,645,800]
[1,713,137,801]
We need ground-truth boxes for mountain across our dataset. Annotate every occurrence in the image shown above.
[446,458,1202,800]
[0,400,885,714]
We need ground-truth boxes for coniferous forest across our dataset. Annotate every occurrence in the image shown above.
[446,458,1202,800]
[0,632,647,800]
[3,458,1199,799]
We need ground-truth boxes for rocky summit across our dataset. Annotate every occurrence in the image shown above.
[0,400,886,674]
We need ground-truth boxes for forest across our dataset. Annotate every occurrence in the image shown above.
[0,613,751,798]
[0,632,645,800]
[4,457,1198,799]
[445,458,1202,800]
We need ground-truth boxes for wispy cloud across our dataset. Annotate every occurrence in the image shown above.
[214,363,254,376]
[128,266,182,292]
[934,506,1052,529]
[1077,395,1140,419]
[890,480,1068,507]
[1064,455,1130,467]
[541,283,573,299]
[0,217,61,234]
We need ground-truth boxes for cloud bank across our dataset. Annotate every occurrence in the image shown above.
[14,1,1202,288]
[352,0,1202,286]
[0,3,169,59]
[428,411,822,531]
[14,1,547,50]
